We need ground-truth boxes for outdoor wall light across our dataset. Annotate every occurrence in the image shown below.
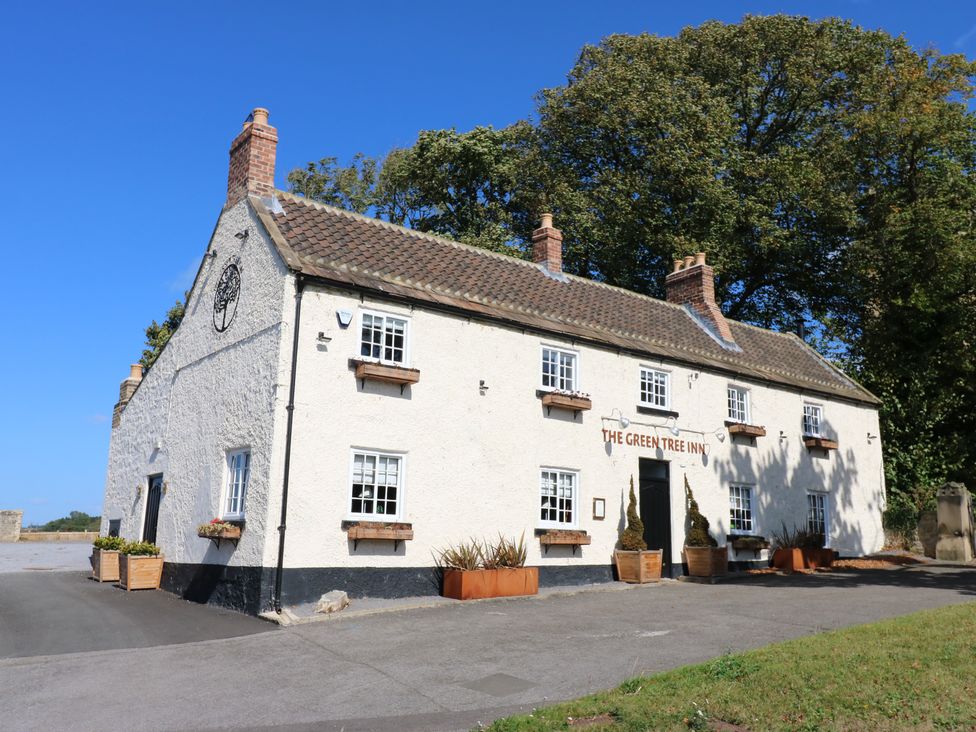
[867,432,878,441]
[779,430,788,440]
[316,331,332,343]
[714,429,727,443]
[608,408,630,429]
[668,418,681,437]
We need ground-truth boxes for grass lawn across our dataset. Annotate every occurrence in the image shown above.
[487,602,976,731]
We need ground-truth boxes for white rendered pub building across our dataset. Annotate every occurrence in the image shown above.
[102,109,886,613]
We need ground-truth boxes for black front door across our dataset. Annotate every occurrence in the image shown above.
[639,458,671,574]
[143,475,163,544]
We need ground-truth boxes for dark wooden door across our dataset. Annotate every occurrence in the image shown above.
[143,475,163,545]
[639,459,671,573]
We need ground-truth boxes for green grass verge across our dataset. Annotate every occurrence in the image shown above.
[486,602,976,731]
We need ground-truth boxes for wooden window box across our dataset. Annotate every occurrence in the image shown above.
[539,391,592,416]
[197,524,242,548]
[343,520,414,550]
[729,535,770,555]
[352,360,420,393]
[537,529,591,555]
[726,422,767,438]
[803,437,838,451]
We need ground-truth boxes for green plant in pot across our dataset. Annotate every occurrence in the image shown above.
[90,535,125,582]
[770,521,833,572]
[118,540,165,591]
[683,475,727,578]
[435,535,537,601]
[613,477,663,583]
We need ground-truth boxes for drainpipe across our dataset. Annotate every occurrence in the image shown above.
[272,274,305,613]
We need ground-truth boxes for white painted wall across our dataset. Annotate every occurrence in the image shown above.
[278,286,886,571]
[101,200,290,568]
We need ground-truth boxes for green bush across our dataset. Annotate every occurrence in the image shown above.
[684,476,717,548]
[883,492,920,536]
[769,522,825,550]
[620,477,647,551]
[93,535,125,551]
[120,540,161,556]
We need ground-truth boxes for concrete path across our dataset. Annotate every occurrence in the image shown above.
[2,564,974,732]
[0,541,92,573]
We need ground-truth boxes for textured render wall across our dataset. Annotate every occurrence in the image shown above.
[278,287,886,572]
[101,200,288,569]
[0,510,22,542]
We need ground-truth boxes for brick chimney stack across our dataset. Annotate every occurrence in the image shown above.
[226,107,278,208]
[532,213,563,273]
[665,252,735,344]
[112,364,144,428]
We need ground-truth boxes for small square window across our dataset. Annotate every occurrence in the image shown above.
[540,469,578,527]
[803,404,823,437]
[350,450,402,519]
[727,386,749,423]
[541,347,578,392]
[639,368,669,409]
[223,450,250,519]
[729,485,753,534]
[360,312,409,366]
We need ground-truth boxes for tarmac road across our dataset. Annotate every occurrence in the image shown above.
[2,561,974,732]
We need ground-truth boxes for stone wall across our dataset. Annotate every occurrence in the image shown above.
[0,510,23,542]
[18,530,97,543]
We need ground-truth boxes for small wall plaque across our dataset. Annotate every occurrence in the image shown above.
[592,497,606,520]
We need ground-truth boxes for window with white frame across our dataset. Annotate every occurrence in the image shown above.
[541,347,577,391]
[350,450,402,518]
[807,493,827,539]
[729,485,753,534]
[223,450,250,519]
[360,312,408,365]
[540,469,577,526]
[727,386,749,423]
[802,403,823,437]
[639,368,670,409]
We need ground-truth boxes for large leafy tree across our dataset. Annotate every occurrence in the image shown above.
[139,298,185,372]
[289,16,976,520]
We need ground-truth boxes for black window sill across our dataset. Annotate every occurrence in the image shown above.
[636,405,679,418]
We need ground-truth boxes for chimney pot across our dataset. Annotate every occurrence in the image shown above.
[695,252,706,266]
[683,255,695,268]
[251,107,270,126]
[540,213,553,229]
[129,364,144,382]
[673,259,683,273]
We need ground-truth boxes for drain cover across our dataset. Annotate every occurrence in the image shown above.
[460,673,536,697]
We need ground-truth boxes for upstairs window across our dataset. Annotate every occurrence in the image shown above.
[350,450,402,519]
[541,347,577,391]
[729,485,753,534]
[540,469,577,526]
[223,450,251,519]
[639,368,670,409]
[802,403,823,437]
[727,386,749,423]
[361,312,408,366]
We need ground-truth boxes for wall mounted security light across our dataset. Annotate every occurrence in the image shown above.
[668,418,681,437]
[336,310,353,327]
[609,408,630,429]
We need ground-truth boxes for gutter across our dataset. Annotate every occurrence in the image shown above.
[271,273,305,613]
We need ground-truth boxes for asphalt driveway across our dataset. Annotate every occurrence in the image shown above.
[2,562,975,732]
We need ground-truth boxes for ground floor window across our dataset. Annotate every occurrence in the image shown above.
[729,485,753,534]
[807,492,828,539]
[540,469,577,526]
[350,450,401,518]
[224,450,250,519]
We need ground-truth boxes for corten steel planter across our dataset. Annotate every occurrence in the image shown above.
[614,549,663,583]
[91,549,120,583]
[772,548,835,572]
[683,546,728,577]
[441,567,539,601]
[118,554,164,591]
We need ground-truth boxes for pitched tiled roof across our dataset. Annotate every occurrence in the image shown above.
[255,191,877,405]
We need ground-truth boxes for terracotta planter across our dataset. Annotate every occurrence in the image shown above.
[684,545,728,577]
[772,547,834,572]
[441,567,539,600]
[119,554,164,591]
[614,549,663,583]
[91,548,120,583]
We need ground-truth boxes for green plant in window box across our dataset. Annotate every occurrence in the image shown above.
[614,477,663,583]
[683,475,728,578]
[197,518,242,540]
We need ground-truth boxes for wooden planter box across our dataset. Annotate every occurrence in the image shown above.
[91,548,120,583]
[345,521,413,550]
[354,361,420,389]
[730,536,770,555]
[614,549,663,583]
[803,437,838,451]
[441,567,539,601]
[684,545,728,577]
[540,392,592,414]
[772,547,835,572]
[538,529,591,554]
[727,423,767,438]
[198,525,242,541]
[119,554,164,591]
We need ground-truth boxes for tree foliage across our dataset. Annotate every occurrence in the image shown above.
[620,477,647,551]
[39,511,100,532]
[289,15,976,522]
[140,297,185,373]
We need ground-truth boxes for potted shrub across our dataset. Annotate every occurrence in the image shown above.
[682,476,727,577]
[613,477,663,583]
[437,534,538,600]
[91,535,125,582]
[770,523,833,572]
[118,540,164,591]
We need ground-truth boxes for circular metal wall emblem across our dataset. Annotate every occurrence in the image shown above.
[213,263,241,332]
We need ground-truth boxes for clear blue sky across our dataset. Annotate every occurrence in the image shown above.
[1,1,973,526]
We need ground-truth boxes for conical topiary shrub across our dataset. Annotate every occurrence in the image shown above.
[684,475,717,548]
[620,477,647,551]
